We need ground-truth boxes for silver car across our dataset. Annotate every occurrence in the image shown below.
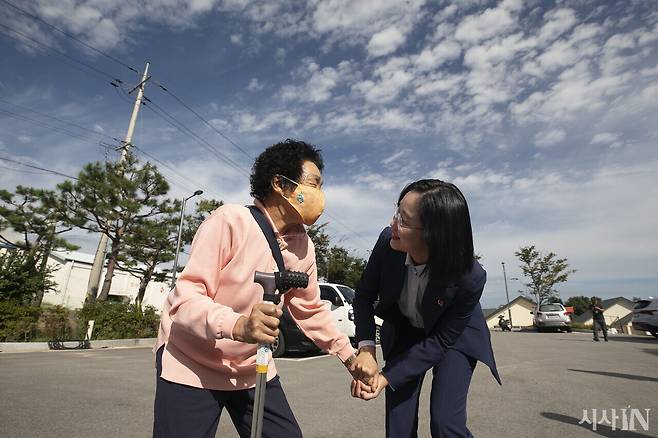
[632,298,658,339]
[532,303,572,332]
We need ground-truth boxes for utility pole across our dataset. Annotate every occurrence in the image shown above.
[171,190,203,288]
[501,261,513,327]
[85,62,150,303]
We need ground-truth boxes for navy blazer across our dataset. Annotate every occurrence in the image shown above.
[354,227,501,390]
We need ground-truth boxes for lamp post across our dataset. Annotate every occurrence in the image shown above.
[171,190,203,287]
[501,262,513,327]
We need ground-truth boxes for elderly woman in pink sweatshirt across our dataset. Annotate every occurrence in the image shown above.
[153,139,358,438]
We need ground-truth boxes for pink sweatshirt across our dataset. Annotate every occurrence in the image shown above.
[155,200,355,390]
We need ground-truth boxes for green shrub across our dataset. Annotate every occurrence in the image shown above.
[0,301,40,341]
[39,305,77,341]
[78,301,160,340]
[0,251,56,305]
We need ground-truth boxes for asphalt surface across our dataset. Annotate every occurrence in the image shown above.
[1,331,657,437]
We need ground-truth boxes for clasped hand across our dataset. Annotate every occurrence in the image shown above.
[347,347,388,401]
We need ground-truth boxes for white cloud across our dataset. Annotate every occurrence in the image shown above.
[534,129,566,147]
[414,39,461,71]
[454,4,517,44]
[17,135,32,144]
[354,172,396,191]
[367,25,406,57]
[537,8,578,46]
[230,34,243,45]
[280,59,354,103]
[247,78,263,92]
[352,57,412,104]
[591,132,622,148]
[381,148,411,165]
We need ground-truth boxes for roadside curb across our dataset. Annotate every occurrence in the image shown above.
[0,338,156,353]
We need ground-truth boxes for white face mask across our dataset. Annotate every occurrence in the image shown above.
[278,175,325,225]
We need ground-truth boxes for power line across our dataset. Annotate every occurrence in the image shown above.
[0,99,224,202]
[131,144,226,201]
[0,107,107,145]
[0,22,123,85]
[0,164,50,175]
[0,0,139,74]
[154,80,253,160]
[135,91,250,177]
[0,155,78,180]
[0,98,122,143]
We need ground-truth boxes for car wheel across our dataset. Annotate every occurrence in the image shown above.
[650,331,658,339]
[566,327,573,333]
[272,331,286,358]
[375,325,381,345]
[536,327,543,333]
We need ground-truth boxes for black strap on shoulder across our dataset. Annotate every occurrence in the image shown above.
[248,205,285,273]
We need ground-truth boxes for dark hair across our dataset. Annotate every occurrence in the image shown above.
[398,179,474,283]
[250,139,324,200]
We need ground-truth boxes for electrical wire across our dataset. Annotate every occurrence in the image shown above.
[0,0,139,74]
[0,97,122,143]
[0,155,78,179]
[154,80,253,160]
[0,107,106,144]
[136,92,250,177]
[0,23,122,85]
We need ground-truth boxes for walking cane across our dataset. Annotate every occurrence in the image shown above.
[251,270,309,438]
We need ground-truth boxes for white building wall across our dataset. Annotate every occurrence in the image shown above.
[579,302,634,326]
[486,301,535,328]
[41,253,170,312]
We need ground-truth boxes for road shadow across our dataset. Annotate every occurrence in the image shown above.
[607,336,658,345]
[568,369,658,383]
[642,348,658,357]
[280,350,327,359]
[541,412,655,437]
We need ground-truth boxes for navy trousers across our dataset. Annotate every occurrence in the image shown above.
[153,347,302,438]
[385,348,477,438]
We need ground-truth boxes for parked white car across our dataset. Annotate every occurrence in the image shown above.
[532,303,572,332]
[319,282,382,344]
[272,282,382,357]
[632,298,658,338]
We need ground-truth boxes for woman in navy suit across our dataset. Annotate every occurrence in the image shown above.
[351,179,500,437]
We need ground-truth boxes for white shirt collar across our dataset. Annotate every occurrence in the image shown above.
[405,253,428,277]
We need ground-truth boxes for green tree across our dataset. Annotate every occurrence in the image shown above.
[115,199,180,309]
[307,223,330,279]
[326,246,366,288]
[182,199,223,244]
[515,245,576,304]
[0,186,78,305]
[0,250,56,304]
[565,295,597,316]
[57,153,170,302]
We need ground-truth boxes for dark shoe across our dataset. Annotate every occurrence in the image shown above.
[593,339,600,342]
[604,339,608,342]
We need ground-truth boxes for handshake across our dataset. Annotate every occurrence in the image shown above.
[345,346,388,401]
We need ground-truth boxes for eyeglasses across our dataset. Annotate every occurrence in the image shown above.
[393,206,423,230]
[278,173,323,190]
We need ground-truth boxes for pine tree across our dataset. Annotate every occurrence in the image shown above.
[57,153,170,301]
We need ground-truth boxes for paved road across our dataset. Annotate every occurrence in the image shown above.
[1,331,656,437]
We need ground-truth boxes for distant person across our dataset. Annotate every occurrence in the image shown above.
[350,179,501,437]
[152,139,359,438]
[590,297,608,342]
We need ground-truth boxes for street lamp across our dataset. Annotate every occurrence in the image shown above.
[501,262,514,327]
[171,190,203,287]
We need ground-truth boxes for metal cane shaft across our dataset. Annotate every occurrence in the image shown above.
[251,373,267,438]
[250,299,274,438]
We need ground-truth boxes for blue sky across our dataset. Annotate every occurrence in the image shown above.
[1,0,657,308]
